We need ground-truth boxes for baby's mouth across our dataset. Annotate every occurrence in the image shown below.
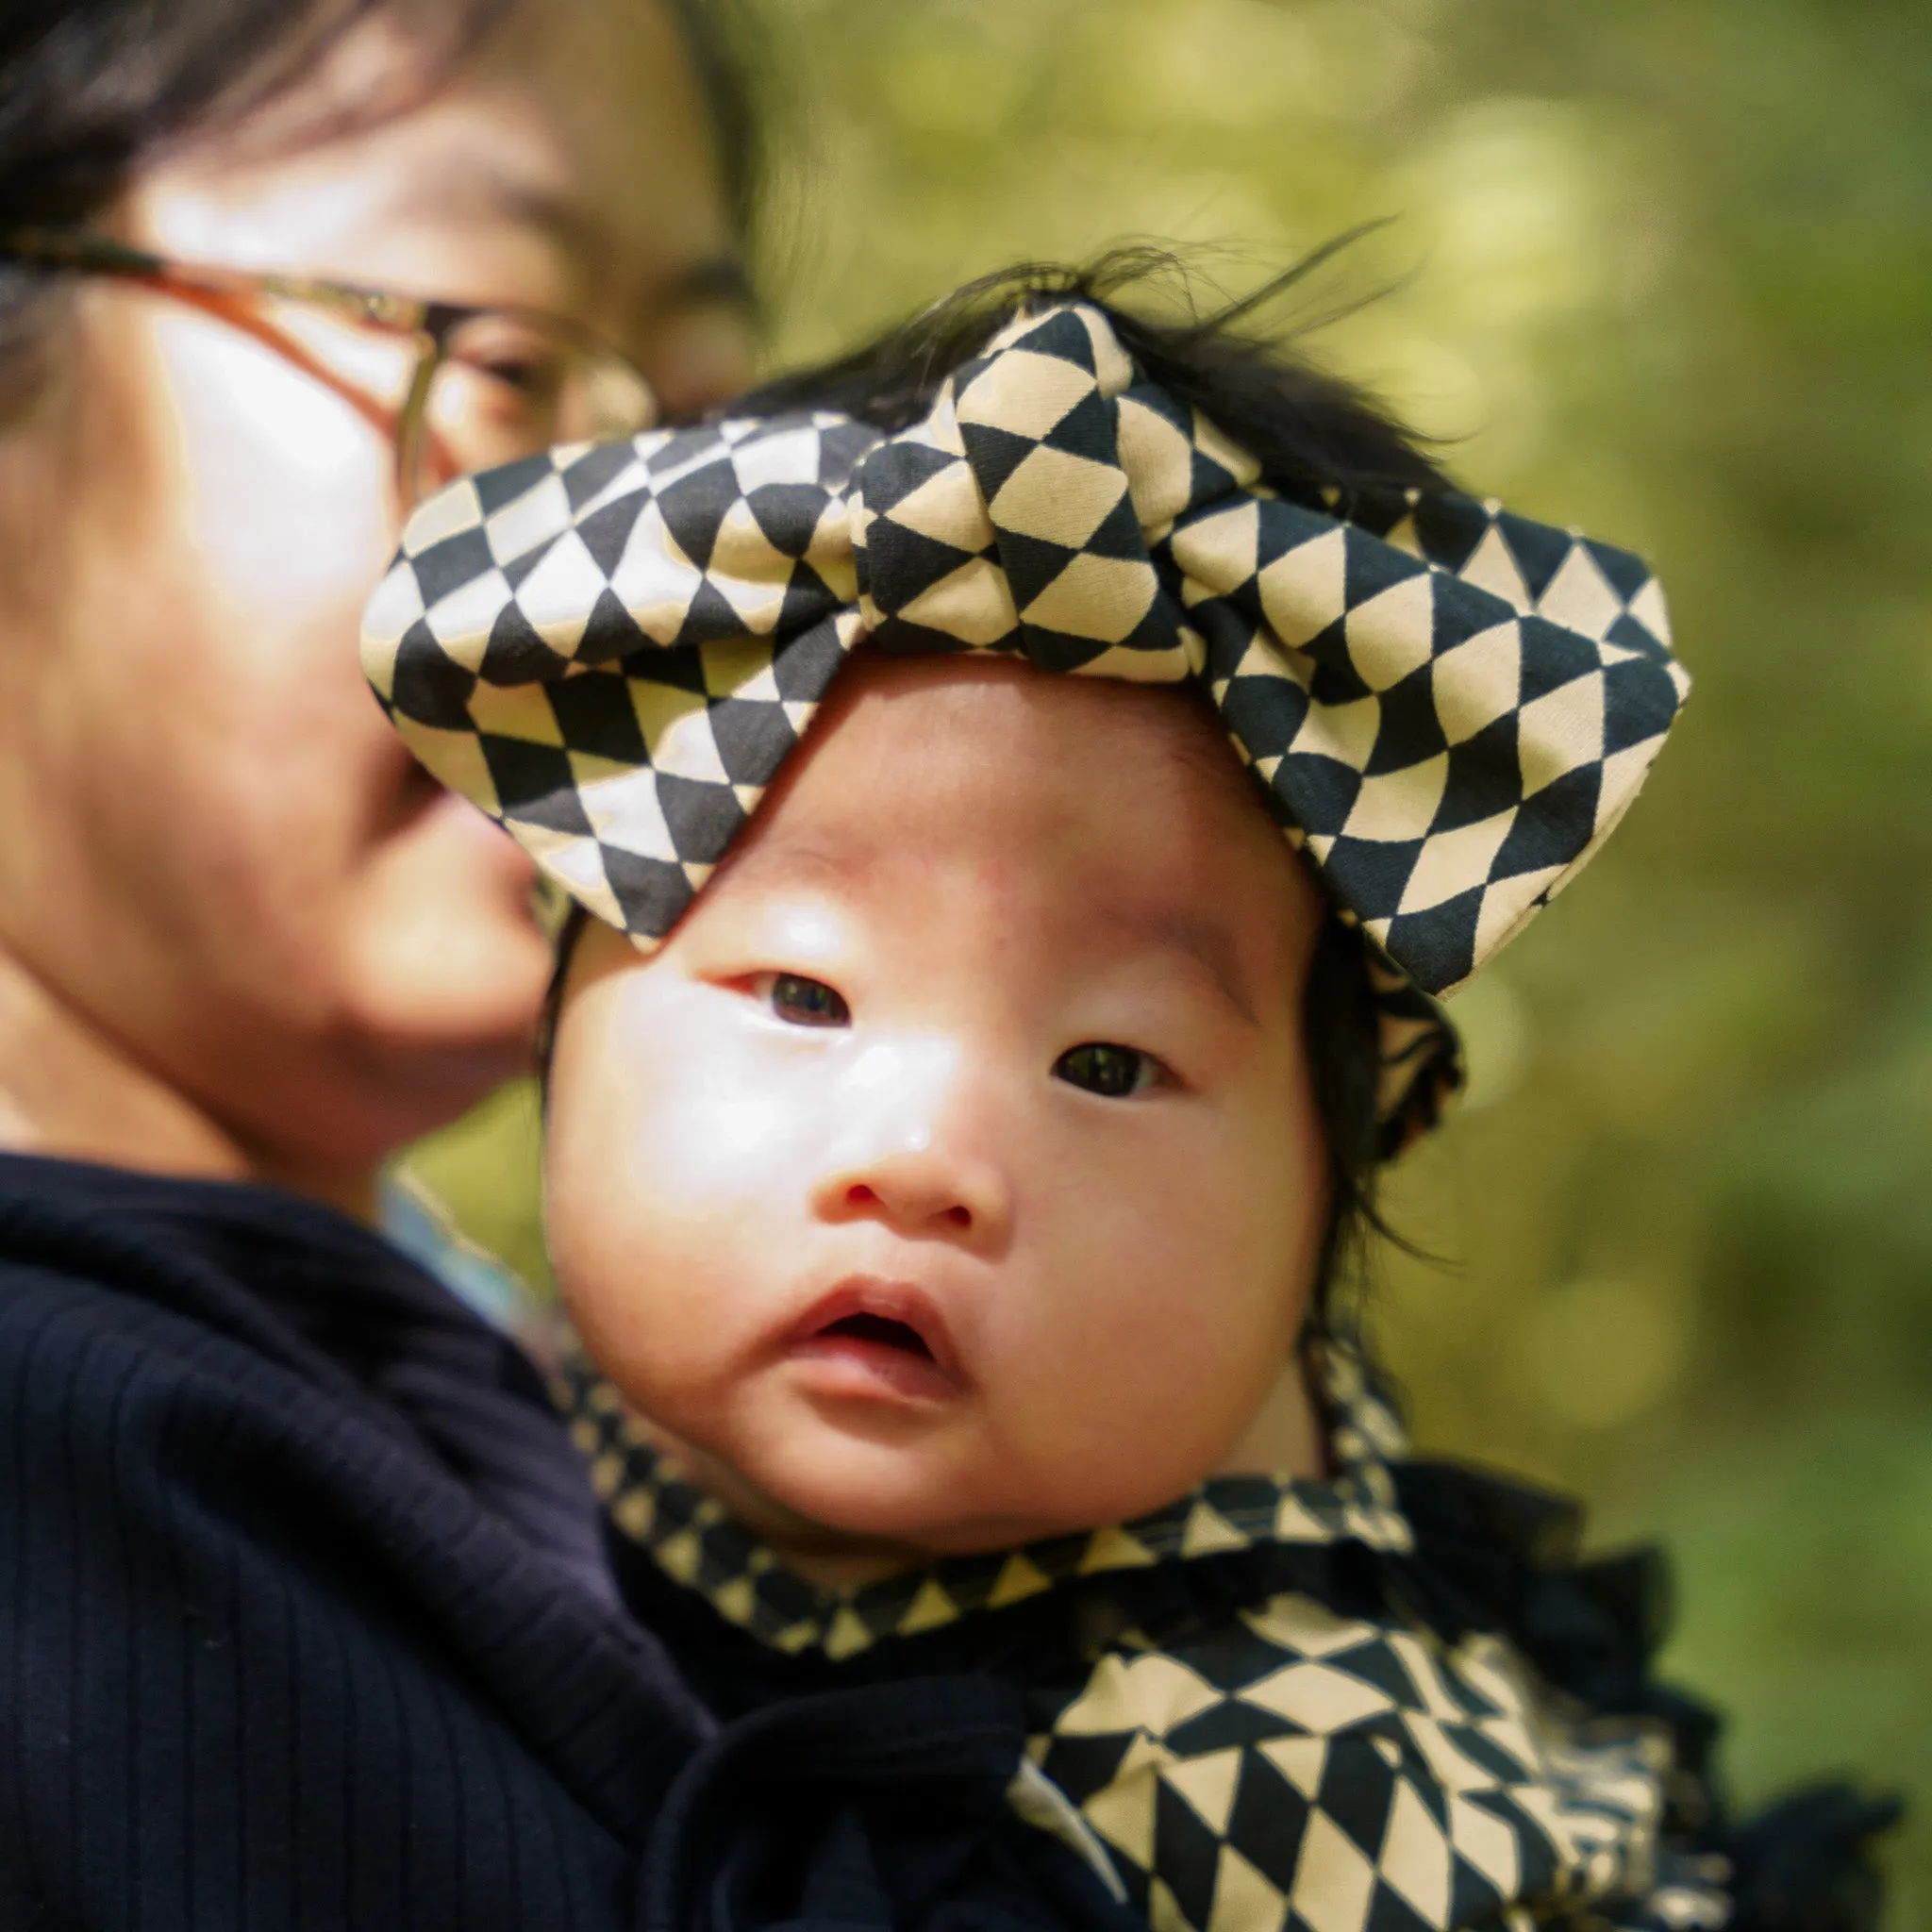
[817,1310,935,1359]
[786,1284,964,1405]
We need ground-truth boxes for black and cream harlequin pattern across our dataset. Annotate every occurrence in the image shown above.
[559,1347,1414,1666]
[559,1349,1731,1932]
[361,412,876,942]
[362,301,1689,1148]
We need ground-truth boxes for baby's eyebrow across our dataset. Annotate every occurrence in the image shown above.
[711,833,862,894]
[1097,904,1260,1027]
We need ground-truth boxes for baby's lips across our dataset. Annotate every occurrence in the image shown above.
[784,1275,966,1391]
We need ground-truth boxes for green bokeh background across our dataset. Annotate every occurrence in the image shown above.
[406,0,1931,1914]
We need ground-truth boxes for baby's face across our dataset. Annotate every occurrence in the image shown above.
[548,656,1330,1560]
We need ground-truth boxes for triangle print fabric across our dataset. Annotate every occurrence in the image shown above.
[362,301,1689,1149]
[558,1345,1734,1932]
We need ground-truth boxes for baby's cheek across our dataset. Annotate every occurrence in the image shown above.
[549,1045,805,1410]
[625,1037,827,1208]
[1024,1157,1299,1486]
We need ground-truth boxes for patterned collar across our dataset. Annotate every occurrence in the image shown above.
[555,1341,1414,1664]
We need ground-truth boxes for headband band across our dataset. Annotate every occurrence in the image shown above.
[362,302,1688,1151]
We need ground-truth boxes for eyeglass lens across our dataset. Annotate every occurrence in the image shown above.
[403,312,659,508]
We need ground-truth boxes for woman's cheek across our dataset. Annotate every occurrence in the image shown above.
[158,307,394,611]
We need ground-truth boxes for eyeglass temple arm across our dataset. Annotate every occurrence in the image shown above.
[2,229,569,505]
[158,281,424,449]
[1,227,446,333]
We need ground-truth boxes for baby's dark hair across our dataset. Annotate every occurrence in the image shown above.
[550,247,1457,1350]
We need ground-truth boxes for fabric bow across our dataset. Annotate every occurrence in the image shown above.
[361,302,1688,1150]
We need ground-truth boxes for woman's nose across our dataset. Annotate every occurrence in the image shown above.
[811,1044,1012,1249]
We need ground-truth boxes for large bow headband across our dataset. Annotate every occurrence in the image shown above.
[362,302,1688,1151]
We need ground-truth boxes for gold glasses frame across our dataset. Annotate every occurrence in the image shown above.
[0,227,659,510]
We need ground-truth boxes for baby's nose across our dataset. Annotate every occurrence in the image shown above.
[826,1155,998,1239]
[811,1041,1012,1248]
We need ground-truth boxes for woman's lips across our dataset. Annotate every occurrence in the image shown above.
[783,1279,965,1406]
[380,750,445,835]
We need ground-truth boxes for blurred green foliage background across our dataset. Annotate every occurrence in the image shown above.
[406,0,1932,1914]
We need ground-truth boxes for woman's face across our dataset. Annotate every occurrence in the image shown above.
[0,0,753,1190]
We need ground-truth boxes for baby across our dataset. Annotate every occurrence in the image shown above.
[362,273,1866,1931]
[551,649,1341,1561]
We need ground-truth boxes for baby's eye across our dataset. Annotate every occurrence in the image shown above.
[763,973,849,1028]
[1054,1042,1158,1098]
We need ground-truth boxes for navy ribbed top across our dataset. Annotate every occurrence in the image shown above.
[0,1152,712,1930]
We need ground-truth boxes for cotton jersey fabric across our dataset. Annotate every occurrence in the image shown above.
[0,1154,708,1929]
[560,1347,1893,1932]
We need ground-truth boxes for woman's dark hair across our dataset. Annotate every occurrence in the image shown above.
[0,0,765,384]
[666,0,767,276]
[544,249,1453,1350]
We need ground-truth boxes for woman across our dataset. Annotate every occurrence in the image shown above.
[0,1,765,1923]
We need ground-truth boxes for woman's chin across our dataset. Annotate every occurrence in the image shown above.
[336,925,546,1109]
[341,860,551,1059]
[358,991,540,1076]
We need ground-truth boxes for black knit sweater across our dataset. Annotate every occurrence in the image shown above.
[0,1153,713,1930]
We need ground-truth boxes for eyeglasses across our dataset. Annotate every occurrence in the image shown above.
[0,228,660,511]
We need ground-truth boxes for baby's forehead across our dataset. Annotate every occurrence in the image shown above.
[794,652,1254,807]
[752,655,1257,839]
[714,654,1315,943]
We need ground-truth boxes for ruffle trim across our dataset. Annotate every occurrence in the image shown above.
[557,1341,1412,1664]
[558,1350,1903,1929]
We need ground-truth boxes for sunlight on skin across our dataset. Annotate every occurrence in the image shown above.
[549,658,1334,1587]
[0,0,756,1219]
[157,314,402,603]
